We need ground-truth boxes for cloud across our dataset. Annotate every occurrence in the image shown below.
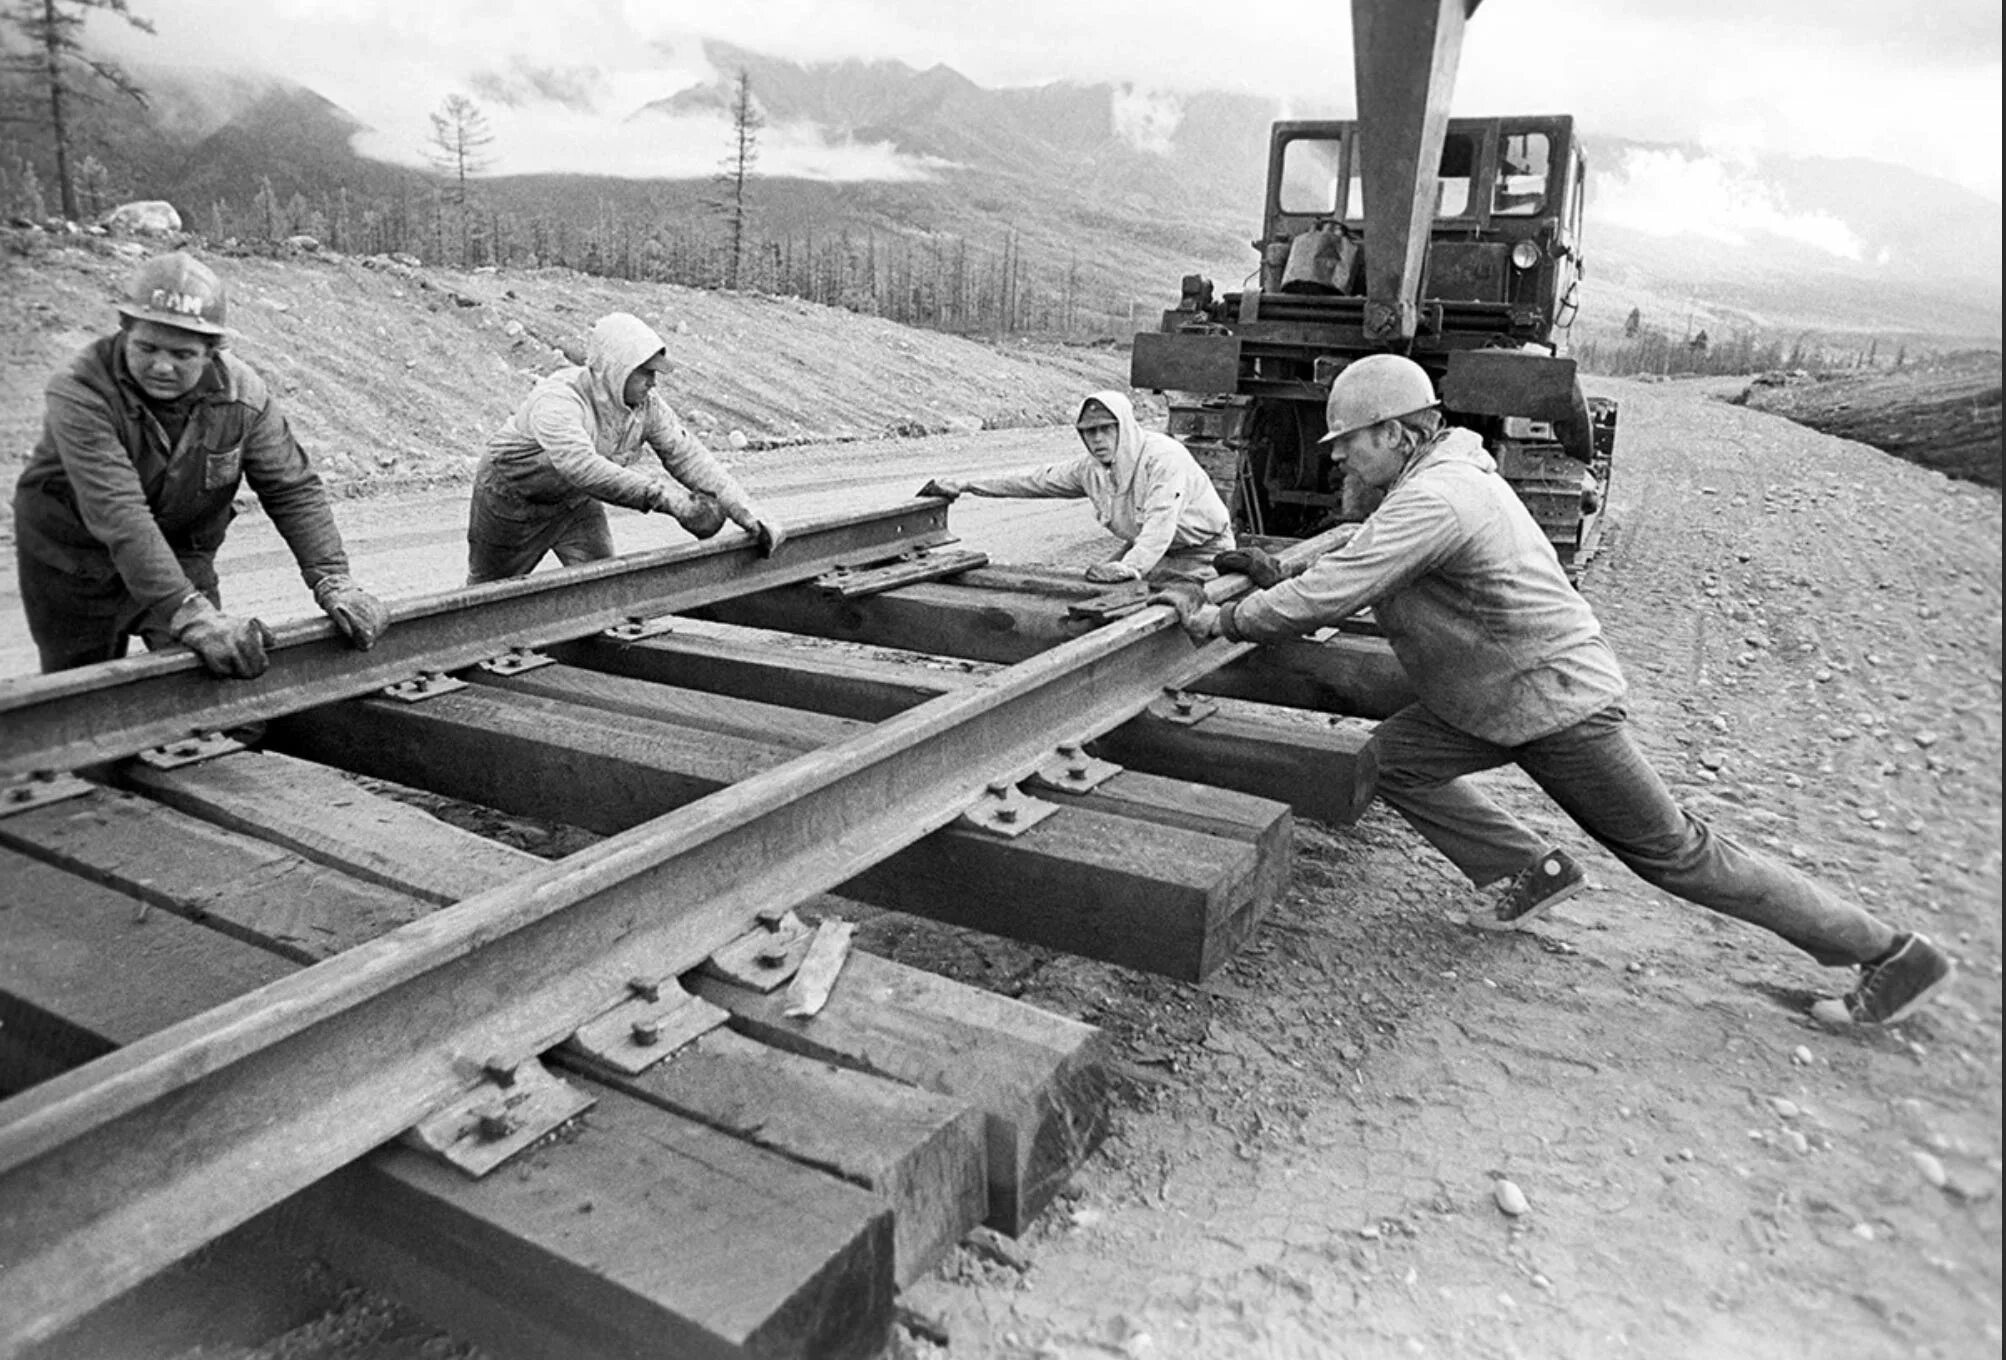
[1595,148,1866,260]
[80,0,2004,200]
[1110,86,1182,155]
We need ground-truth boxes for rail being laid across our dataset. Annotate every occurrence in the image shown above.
[0,502,952,779]
[0,521,1350,1354]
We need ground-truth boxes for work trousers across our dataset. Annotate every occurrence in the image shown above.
[15,538,221,673]
[1366,702,1898,966]
[465,461,616,584]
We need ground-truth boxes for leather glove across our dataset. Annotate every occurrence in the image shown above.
[313,575,390,651]
[169,594,276,678]
[917,478,963,501]
[647,481,698,520]
[678,492,730,540]
[1084,560,1142,585]
[714,489,785,557]
[1213,547,1290,589]
[1144,581,1221,641]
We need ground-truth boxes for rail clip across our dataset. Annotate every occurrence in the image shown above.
[381,671,469,703]
[1150,689,1219,726]
[402,1057,595,1177]
[563,979,729,1076]
[0,771,94,817]
[1028,742,1122,794]
[958,780,1059,837]
[135,731,248,769]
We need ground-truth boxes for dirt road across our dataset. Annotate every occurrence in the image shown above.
[9,380,2001,1360]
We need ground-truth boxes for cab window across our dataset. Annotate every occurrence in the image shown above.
[1278,137,1345,216]
[1493,132,1551,216]
[1342,133,1478,218]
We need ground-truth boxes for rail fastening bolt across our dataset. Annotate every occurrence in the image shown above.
[995,805,1019,825]
[627,976,661,1003]
[631,1018,662,1046]
[477,1109,516,1142]
[483,1058,518,1087]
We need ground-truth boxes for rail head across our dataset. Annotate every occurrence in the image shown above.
[0,502,952,779]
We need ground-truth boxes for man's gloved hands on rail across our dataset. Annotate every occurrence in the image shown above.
[1212,547,1290,590]
[1083,560,1142,585]
[313,574,391,651]
[676,490,731,540]
[169,593,277,678]
[916,478,963,501]
[1144,580,1224,642]
[715,488,787,557]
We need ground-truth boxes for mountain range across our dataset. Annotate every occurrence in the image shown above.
[5,41,1999,351]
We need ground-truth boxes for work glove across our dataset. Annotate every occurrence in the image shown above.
[313,575,391,651]
[1084,560,1142,585]
[677,491,730,540]
[916,478,963,501]
[1213,547,1290,589]
[169,593,276,679]
[1144,581,1222,642]
[715,489,786,557]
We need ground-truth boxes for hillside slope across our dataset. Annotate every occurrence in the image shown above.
[0,230,1130,535]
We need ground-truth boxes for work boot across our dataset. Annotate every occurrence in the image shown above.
[1825,933,1955,1025]
[1472,848,1586,931]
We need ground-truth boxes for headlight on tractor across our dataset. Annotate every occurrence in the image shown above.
[1510,240,1542,271]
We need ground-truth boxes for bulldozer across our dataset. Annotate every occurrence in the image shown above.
[1130,0,1617,569]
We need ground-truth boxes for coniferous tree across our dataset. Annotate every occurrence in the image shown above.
[711,69,760,290]
[0,0,154,221]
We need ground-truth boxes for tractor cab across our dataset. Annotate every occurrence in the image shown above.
[1258,115,1587,340]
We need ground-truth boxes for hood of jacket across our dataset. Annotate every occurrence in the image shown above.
[1078,388,1146,499]
[586,312,670,414]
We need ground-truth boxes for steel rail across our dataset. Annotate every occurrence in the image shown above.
[0,502,952,778]
[0,607,1267,1353]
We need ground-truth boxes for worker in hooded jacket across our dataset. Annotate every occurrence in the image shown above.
[917,389,1234,583]
[13,251,389,678]
[466,311,786,583]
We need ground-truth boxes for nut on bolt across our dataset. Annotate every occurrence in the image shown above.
[476,1108,516,1142]
[627,976,661,1003]
[482,1057,518,1088]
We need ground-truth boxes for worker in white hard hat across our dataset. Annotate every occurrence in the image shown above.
[916,390,1234,583]
[12,250,390,677]
[466,311,786,583]
[1152,352,1952,1028]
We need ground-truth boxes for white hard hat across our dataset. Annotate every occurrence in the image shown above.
[1319,353,1438,443]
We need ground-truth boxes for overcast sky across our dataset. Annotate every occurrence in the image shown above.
[97,0,2003,204]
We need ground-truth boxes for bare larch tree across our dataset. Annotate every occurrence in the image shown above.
[712,69,760,290]
[426,92,494,206]
[0,0,153,222]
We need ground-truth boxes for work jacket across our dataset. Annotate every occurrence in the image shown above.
[13,334,349,630]
[478,312,748,515]
[1229,427,1626,745]
[958,389,1233,574]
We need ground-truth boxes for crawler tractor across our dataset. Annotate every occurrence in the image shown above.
[1131,0,1617,568]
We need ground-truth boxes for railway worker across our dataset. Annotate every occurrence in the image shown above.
[1153,354,1954,1028]
[466,310,786,583]
[916,390,1234,583]
[12,251,390,678]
